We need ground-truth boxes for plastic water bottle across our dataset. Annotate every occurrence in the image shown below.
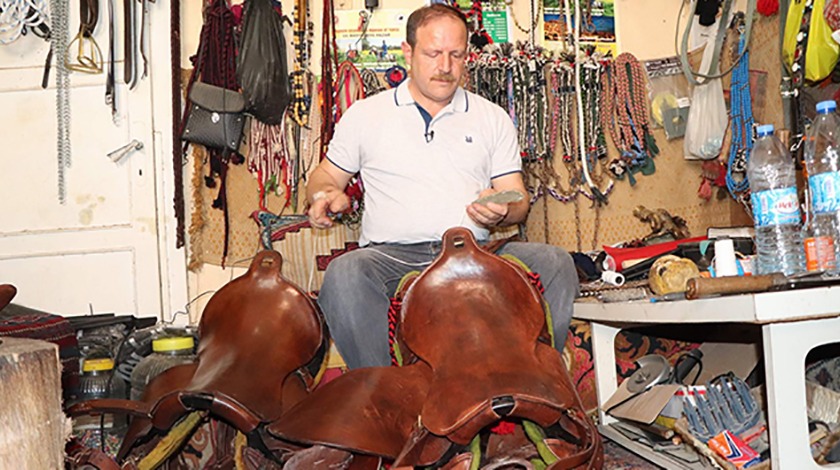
[748,124,804,275]
[803,100,840,274]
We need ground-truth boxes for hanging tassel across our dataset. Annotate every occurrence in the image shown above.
[757,0,779,16]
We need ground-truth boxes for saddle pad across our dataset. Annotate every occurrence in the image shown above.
[400,228,572,443]
[267,363,434,459]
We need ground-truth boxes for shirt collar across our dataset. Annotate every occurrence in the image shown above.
[394,78,469,113]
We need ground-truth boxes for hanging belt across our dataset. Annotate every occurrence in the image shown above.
[140,0,151,79]
[677,0,756,85]
[124,0,137,88]
[106,0,117,117]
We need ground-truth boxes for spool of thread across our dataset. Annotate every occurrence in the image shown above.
[714,238,739,277]
[601,270,625,286]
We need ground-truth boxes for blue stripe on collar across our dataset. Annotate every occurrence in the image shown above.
[394,78,469,113]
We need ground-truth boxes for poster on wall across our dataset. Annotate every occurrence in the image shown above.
[335,9,413,70]
[542,0,616,56]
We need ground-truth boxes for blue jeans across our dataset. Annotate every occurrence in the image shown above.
[318,240,579,369]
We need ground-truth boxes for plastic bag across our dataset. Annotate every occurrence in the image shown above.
[237,0,292,125]
[783,0,840,83]
[684,35,727,160]
[644,56,691,140]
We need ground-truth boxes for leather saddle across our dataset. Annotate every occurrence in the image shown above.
[0,284,16,311]
[66,250,326,467]
[267,227,603,469]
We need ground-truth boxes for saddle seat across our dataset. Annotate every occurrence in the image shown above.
[67,251,326,463]
[267,228,602,469]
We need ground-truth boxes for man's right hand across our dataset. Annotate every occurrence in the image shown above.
[308,188,351,229]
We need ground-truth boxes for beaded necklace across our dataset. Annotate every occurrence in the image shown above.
[290,0,313,127]
[578,59,614,204]
[505,0,541,35]
[465,46,610,248]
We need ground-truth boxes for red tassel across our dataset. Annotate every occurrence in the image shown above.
[757,0,779,16]
[490,420,517,435]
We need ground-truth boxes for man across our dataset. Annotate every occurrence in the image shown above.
[306,4,578,369]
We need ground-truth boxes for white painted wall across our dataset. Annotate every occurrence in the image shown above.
[0,0,187,321]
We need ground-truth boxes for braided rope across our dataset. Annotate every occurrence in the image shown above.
[602,53,659,182]
[0,0,48,44]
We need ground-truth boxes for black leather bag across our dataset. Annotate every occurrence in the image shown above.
[182,82,246,152]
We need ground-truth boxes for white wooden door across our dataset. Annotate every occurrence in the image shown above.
[0,1,186,320]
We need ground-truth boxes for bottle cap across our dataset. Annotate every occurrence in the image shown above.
[152,336,195,352]
[756,124,774,137]
[83,358,115,372]
[817,100,837,114]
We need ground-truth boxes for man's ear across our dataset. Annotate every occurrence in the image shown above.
[401,41,412,63]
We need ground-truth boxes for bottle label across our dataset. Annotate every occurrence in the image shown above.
[804,236,837,271]
[809,172,840,214]
[752,187,801,227]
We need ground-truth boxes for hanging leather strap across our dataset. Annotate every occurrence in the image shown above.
[106,0,116,117]
[678,0,756,85]
[124,0,137,88]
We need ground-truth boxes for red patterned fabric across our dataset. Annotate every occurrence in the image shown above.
[0,304,80,400]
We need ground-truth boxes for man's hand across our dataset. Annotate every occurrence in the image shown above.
[466,188,511,228]
[308,188,351,229]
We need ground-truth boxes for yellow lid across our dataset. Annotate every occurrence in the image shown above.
[83,358,114,372]
[152,336,194,352]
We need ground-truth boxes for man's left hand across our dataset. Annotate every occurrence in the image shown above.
[467,189,509,228]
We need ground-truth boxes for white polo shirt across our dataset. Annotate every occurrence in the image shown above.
[327,79,522,246]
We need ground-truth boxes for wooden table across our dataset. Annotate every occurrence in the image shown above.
[575,286,840,469]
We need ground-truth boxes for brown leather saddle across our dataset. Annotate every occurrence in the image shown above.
[66,251,326,467]
[0,284,16,311]
[267,227,603,469]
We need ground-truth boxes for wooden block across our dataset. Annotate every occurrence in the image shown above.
[0,337,68,469]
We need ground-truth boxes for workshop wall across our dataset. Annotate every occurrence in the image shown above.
[182,0,770,315]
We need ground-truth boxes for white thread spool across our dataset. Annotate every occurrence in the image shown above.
[714,238,739,277]
[601,270,625,287]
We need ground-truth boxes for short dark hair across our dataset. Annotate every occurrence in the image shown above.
[405,4,468,48]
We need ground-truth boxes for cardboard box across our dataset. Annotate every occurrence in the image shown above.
[602,342,760,425]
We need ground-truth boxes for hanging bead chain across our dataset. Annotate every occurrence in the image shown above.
[466,45,613,250]
[505,0,542,35]
[579,59,614,203]
[50,0,71,203]
[726,24,753,199]
[290,0,313,126]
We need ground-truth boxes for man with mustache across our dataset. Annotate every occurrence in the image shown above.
[306,3,578,369]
